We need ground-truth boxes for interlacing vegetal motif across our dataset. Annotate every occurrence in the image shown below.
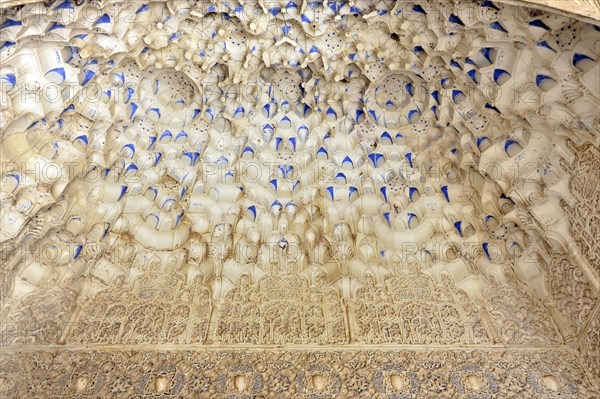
[579,308,600,387]
[563,141,600,274]
[483,274,561,344]
[67,272,211,344]
[350,267,488,345]
[216,274,347,345]
[545,254,597,335]
[0,287,76,345]
[0,348,597,398]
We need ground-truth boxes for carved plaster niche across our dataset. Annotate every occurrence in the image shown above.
[0,0,598,393]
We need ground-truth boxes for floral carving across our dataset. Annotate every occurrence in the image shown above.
[0,349,597,398]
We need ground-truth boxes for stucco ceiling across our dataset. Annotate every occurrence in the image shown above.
[0,0,599,397]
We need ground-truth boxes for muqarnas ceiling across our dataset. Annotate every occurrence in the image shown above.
[0,0,599,397]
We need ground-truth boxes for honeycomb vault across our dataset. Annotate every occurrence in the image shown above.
[0,0,599,397]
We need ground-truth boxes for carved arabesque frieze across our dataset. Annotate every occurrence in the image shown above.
[0,348,597,398]
[67,272,211,345]
[215,273,347,345]
[0,245,567,348]
[483,273,561,344]
[0,287,76,345]
[349,267,489,345]
[562,141,600,276]
[544,253,598,336]
[578,305,600,388]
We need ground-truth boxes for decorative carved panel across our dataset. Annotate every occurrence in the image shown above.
[67,271,211,345]
[1,287,76,345]
[349,269,489,345]
[579,307,600,388]
[545,254,597,335]
[564,142,600,274]
[216,273,347,345]
[483,275,561,344]
[0,348,597,398]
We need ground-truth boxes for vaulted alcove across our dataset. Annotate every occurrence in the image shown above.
[0,0,598,397]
